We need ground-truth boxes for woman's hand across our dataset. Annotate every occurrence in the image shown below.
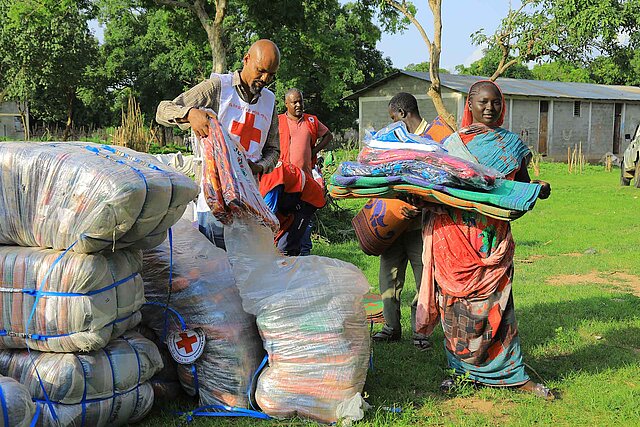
[532,180,551,199]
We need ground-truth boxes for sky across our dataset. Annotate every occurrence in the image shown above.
[373,0,523,71]
[89,1,521,72]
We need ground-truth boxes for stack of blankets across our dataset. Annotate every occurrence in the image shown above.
[0,141,199,426]
[329,141,541,221]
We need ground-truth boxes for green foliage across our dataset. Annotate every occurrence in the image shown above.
[405,61,448,74]
[0,0,98,125]
[469,0,640,80]
[147,143,191,154]
[455,45,534,79]
[531,61,593,82]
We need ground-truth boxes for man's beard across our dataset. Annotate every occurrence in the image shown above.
[250,81,264,95]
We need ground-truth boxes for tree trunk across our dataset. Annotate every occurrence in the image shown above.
[193,0,227,73]
[386,0,457,130]
[62,90,74,141]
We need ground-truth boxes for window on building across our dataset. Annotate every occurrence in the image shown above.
[573,101,581,117]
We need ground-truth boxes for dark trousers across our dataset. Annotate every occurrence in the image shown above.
[276,193,316,256]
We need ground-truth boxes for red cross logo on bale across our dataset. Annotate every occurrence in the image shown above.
[176,332,198,354]
[167,328,206,364]
[231,112,262,151]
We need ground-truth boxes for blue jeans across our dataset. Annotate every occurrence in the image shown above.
[300,222,313,256]
[197,211,226,250]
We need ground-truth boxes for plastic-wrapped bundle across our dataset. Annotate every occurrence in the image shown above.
[135,326,184,403]
[356,146,499,190]
[0,376,36,427]
[200,117,279,232]
[0,331,161,427]
[226,219,370,423]
[0,142,198,253]
[141,215,264,408]
[0,246,143,352]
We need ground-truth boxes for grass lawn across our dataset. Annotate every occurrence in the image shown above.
[143,161,640,426]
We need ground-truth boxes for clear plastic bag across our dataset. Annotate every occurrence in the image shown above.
[200,118,279,232]
[0,246,144,352]
[0,376,35,427]
[225,219,370,423]
[141,214,264,408]
[0,331,161,427]
[0,142,198,253]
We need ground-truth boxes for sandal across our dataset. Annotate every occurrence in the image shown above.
[412,334,432,351]
[372,327,400,342]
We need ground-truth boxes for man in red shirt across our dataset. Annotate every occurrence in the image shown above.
[260,88,332,255]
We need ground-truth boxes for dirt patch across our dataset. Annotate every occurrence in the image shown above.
[564,252,584,257]
[432,397,515,423]
[546,271,640,296]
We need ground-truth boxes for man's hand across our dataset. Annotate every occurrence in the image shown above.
[532,180,551,199]
[247,159,264,175]
[187,108,217,139]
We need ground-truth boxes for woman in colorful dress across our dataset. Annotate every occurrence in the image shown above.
[414,80,553,398]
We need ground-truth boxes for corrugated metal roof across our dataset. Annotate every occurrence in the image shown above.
[345,70,640,102]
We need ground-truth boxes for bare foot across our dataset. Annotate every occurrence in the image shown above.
[517,380,555,400]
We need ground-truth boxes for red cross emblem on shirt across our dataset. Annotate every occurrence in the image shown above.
[231,112,262,151]
[176,332,198,354]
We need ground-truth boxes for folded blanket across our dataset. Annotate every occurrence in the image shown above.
[0,246,144,352]
[329,182,530,221]
[330,174,540,212]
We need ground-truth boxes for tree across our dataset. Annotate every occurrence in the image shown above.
[405,61,448,74]
[359,0,455,129]
[97,0,394,131]
[472,0,640,81]
[455,45,534,80]
[0,0,99,138]
[531,61,592,83]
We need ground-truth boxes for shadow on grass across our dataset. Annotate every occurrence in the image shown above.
[516,293,640,381]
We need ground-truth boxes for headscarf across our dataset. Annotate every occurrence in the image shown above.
[460,80,506,129]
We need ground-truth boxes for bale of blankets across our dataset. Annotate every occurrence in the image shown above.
[141,215,264,409]
[0,331,161,427]
[200,117,279,232]
[226,219,370,424]
[0,142,199,253]
[0,246,144,352]
[0,376,36,427]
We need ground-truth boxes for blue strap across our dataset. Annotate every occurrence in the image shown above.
[190,364,199,396]
[161,227,174,341]
[0,379,9,427]
[14,272,139,298]
[74,354,88,427]
[102,346,118,421]
[0,310,139,341]
[29,403,41,427]
[247,354,269,412]
[142,302,188,331]
[24,241,78,423]
[176,404,271,422]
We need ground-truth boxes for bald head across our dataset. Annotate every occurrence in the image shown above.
[241,39,280,95]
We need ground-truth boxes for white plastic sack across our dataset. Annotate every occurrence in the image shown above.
[0,142,198,253]
[225,219,370,423]
[0,376,36,427]
[141,215,264,408]
[0,331,162,427]
[0,246,144,352]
